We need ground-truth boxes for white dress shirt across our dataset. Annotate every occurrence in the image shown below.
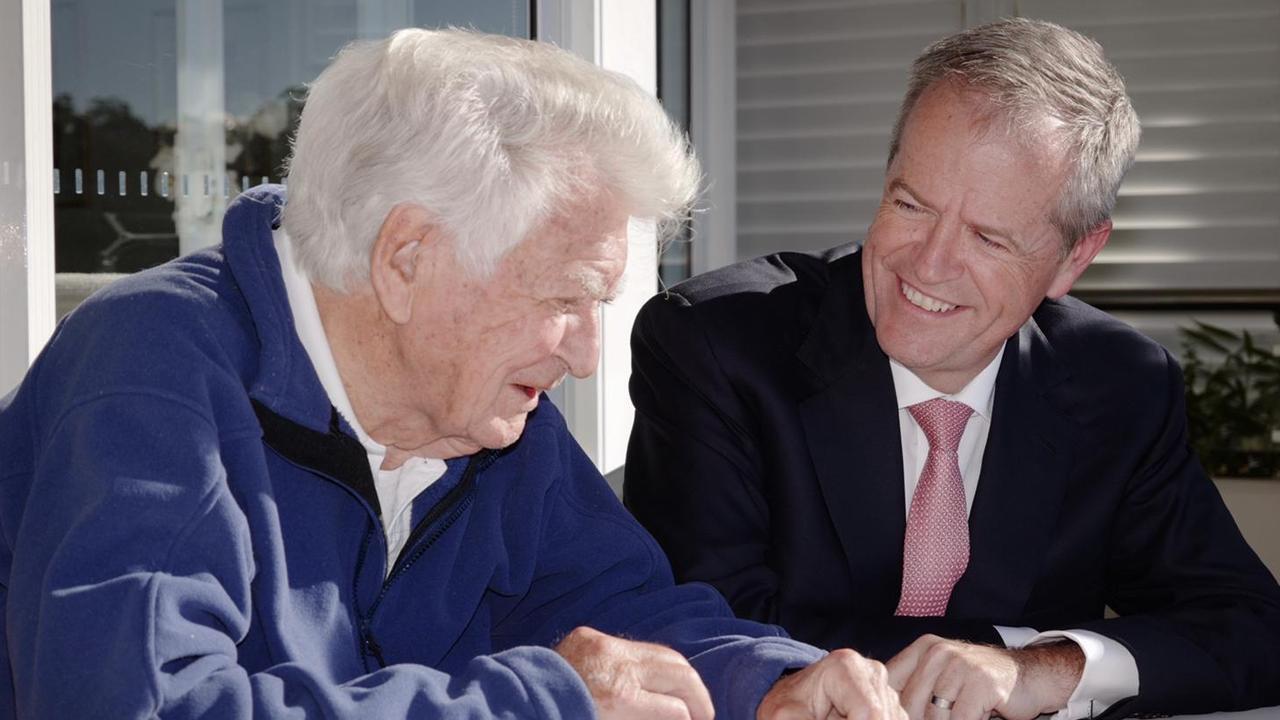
[889,346,1139,719]
[275,229,447,571]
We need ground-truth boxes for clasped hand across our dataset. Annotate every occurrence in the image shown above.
[555,626,908,720]
[885,635,1084,720]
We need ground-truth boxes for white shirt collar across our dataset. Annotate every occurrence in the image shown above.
[888,341,1006,420]
[273,228,386,461]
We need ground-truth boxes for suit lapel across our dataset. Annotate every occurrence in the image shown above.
[797,251,908,613]
[948,317,1074,622]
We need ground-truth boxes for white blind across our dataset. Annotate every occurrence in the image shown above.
[735,0,1280,302]
[736,0,962,260]
[1025,0,1280,298]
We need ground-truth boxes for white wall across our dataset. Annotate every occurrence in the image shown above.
[1217,479,1280,582]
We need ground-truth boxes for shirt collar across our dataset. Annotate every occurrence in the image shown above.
[888,341,1006,420]
[273,228,386,459]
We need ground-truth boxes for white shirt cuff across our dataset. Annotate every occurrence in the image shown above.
[1027,629,1139,720]
[994,625,1040,648]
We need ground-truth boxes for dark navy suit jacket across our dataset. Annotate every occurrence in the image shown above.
[624,247,1280,717]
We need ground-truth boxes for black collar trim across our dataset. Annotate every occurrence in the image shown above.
[252,399,381,518]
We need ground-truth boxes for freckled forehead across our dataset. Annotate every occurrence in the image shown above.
[500,197,630,294]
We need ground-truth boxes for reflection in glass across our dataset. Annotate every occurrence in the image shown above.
[52,0,529,312]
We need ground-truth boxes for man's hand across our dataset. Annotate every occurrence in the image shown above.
[758,649,908,720]
[554,626,715,720]
[885,635,1084,720]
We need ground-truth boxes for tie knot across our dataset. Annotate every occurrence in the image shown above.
[909,398,973,451]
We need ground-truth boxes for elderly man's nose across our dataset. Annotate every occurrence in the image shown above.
[561,310,602,379]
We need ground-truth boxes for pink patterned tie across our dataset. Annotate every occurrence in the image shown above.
[895,398,974,617]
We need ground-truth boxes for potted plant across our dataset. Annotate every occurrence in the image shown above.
[1180,318,1280,479]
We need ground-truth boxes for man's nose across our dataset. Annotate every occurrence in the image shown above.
[913,218,965,284]
[559,307,602,379]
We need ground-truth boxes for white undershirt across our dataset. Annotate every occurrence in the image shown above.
[890,345,1139,720]
[274,229,446,571]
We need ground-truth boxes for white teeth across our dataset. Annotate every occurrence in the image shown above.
[901,282,956,313]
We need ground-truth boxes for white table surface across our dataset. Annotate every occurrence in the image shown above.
[1163,707,1280,719]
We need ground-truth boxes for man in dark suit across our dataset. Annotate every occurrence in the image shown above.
[625,18,1280,720]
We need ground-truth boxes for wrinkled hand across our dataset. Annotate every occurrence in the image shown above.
[758,649,908,720]
[885,635,1083,720]
[554,626,715,720]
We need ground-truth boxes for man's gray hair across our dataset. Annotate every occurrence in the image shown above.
[888,17,1140,249]
[283,28,700,290]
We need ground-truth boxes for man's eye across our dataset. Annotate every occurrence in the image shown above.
[892,198,922,213]
[976,232,1005,251]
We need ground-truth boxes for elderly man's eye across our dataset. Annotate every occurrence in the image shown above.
[892,198,923,213]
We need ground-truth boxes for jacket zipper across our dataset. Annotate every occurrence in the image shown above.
[357,448,501,667]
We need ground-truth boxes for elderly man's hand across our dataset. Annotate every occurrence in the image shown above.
[554,626,715,720]
[885,635,1084,720]
[757,649,907,720]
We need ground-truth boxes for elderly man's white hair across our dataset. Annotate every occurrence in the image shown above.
[283,28,700,290]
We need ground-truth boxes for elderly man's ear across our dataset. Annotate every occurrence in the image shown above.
[369,203,445,325]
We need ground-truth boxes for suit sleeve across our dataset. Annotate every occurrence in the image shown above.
[623,292,1002,658]
[6,393,595,719]
[1076,349,1280,718]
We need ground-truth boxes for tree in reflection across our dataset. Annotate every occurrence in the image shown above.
[53,86,306,274]
[53,93,177,273]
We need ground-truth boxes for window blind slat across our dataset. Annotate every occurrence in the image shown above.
[1079,261,1280,291]
[738,166,887,198]
[739,68,910,102]
[739,0,942,14]
[738,35,936,74]
[738,101,901,136]
[739,197,881,228]
[1120,51,1280,89]
[1020,0,1278,27]
[738,134,892,168]
[1083,18,1280,57]
[1139,121,1280,157]
[1121,156,1280,193]
[738,2,957,45]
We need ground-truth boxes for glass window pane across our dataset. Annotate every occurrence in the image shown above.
[52,0,531,315]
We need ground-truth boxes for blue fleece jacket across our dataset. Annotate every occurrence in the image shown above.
[0,186,822,719]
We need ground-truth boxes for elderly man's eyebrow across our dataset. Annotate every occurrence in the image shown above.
[570,268,625,301]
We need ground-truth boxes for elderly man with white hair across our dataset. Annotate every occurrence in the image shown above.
[0,30,904,720]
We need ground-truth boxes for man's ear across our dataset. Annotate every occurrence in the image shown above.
[369,203,441,325]
[1046,219,1111,299]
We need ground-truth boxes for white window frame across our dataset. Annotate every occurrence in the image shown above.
[688,0,738,275]
[1,0,55,394]
[539,0,660,476]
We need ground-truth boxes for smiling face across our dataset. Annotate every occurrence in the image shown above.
[863,82,1108,393]
[393,198,629,453]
